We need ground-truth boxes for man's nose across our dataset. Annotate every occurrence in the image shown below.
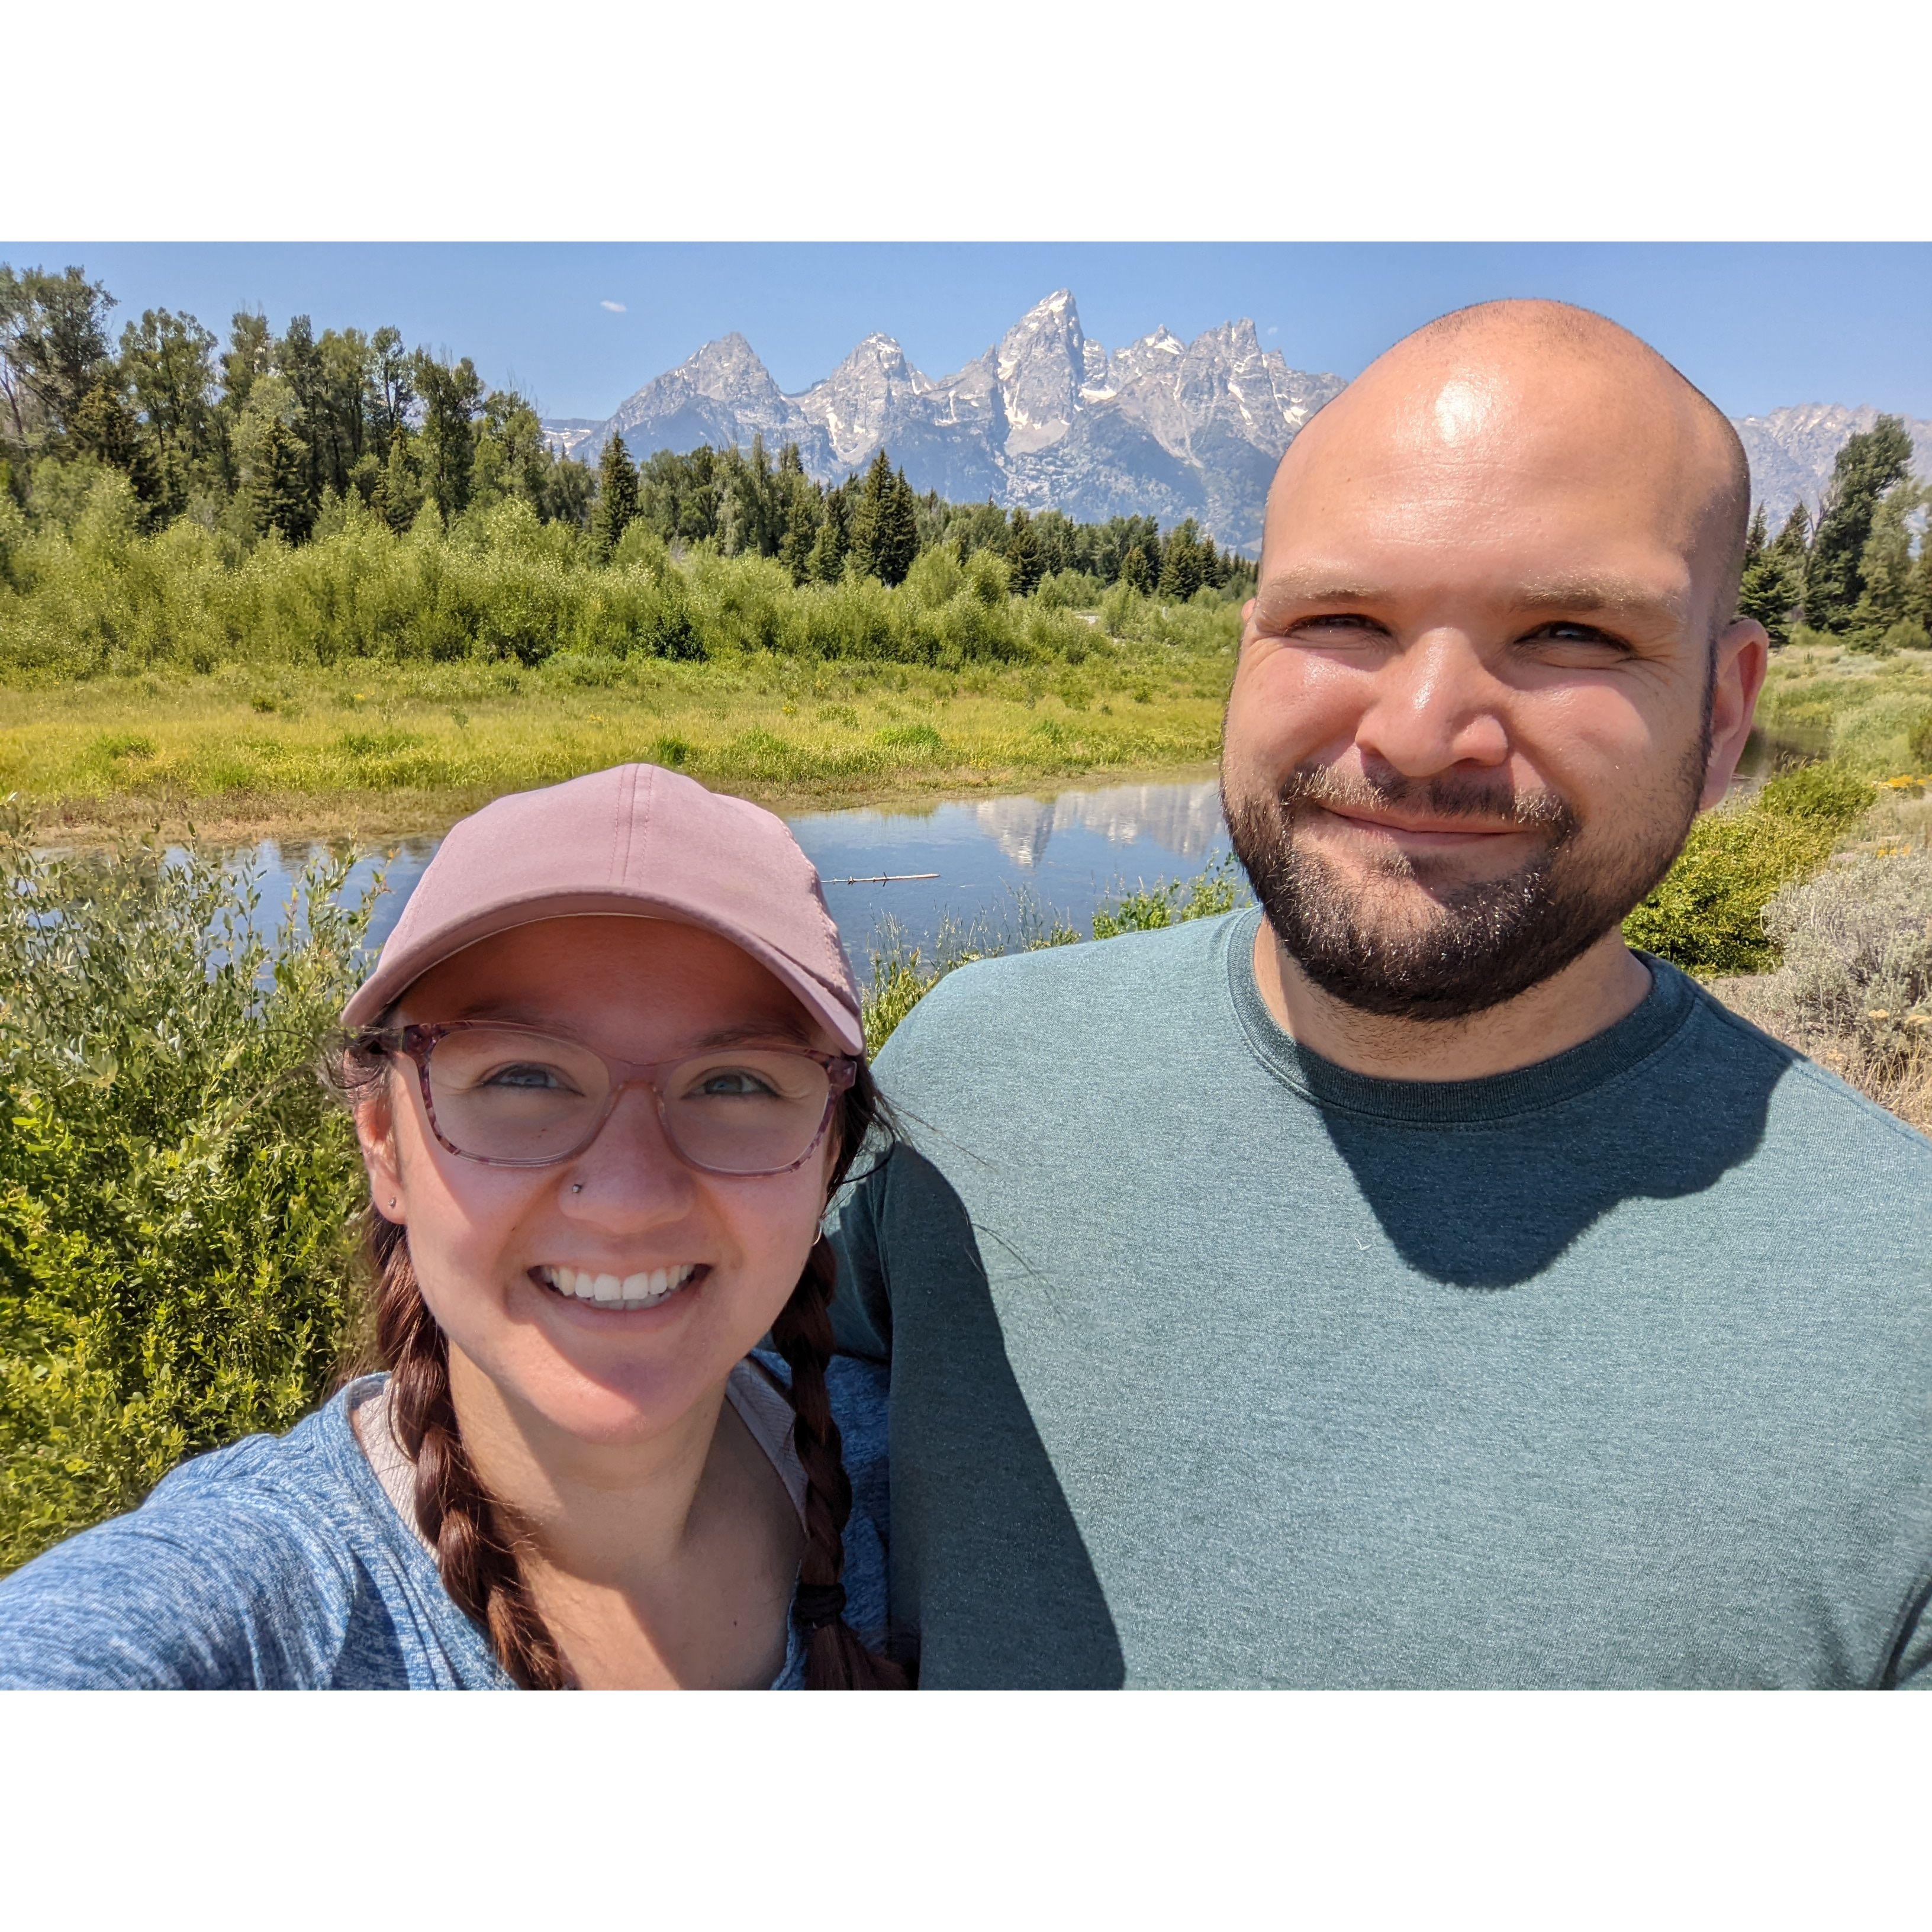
[559,1082,697,1223]
[1353,629,1510,777]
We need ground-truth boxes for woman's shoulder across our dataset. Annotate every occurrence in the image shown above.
[822,1353,888,1480]
[0,1387,495,1689]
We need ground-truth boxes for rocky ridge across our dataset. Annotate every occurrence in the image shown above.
[549,293,1928,550]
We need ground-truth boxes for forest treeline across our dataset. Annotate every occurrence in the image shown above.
[0,260,1248,614]
[1737,417,1931,652]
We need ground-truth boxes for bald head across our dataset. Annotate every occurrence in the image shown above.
[1264,299,1753,627]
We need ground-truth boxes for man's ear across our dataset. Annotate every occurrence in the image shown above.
[1699,617,1771,811]
[354,1079,407,1225]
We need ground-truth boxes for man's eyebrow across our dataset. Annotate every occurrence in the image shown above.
[1254,571,1383,610]
[1508,576,1685,618]
[1251,571,1686,622]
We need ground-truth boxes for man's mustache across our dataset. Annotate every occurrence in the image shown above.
[1274,764,1577,836]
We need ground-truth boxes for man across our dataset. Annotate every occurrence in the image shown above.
[831,301,1932,1688]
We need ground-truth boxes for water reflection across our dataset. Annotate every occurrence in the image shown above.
[128,729,1830,993]
[221,776,1235,984]
[967,778,1226,869]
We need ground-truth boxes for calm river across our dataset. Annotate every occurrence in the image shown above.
[216,725,1803,981]
[234,774,1232,981]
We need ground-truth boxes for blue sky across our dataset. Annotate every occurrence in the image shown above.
[8,243,1929,424]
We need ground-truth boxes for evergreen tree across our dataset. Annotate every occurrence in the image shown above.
[373,428,422,533]
[1742,503,1768,564]
[1769,500,1810,565]
[850,449,919,585]
[253,413,315,543]
[1157,521,1205,600]
[808,485,849,582]
[1804,417,1915,631]
[1119,543,1153,594]
[1006,507,1044,595]
[1847,484,1921,648]
[592,433,640,559]
[779,476,820,584]
[1736,502,1799,645]
[878,467,920,587]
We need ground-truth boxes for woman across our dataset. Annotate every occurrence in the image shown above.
[0,763,903,1689]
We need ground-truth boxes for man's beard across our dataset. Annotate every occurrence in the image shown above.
[1222,739,1708,1024]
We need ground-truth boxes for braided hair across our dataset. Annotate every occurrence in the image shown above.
[343,1039,905,1692]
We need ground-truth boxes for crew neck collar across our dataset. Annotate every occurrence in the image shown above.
[1223,904,1698,1126]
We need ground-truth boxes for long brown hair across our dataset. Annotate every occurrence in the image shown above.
[342,1037,905,1691]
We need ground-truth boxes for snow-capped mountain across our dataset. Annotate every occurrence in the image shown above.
[550,291,1345,551]
[546,292,1929,549]
[1732,405,1932,529]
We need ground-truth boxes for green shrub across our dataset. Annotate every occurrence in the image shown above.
[1908,713,1932,768]
[0,819,381,1575]
[1624,805,1833,975]
[1090,857,1245,939]
[1757,759,1876,832]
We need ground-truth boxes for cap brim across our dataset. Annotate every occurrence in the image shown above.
[342,887,865,1057]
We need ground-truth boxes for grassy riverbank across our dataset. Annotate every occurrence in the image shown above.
[1,649,1231,841]
[1754,635,1932,772]
[7,628,1928,844]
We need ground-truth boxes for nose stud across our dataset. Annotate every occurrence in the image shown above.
[571,1183,583,1194]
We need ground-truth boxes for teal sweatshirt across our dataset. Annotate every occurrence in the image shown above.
[829,907,1932,1688]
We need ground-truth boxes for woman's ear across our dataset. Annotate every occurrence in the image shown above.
[353,1074,407,1225]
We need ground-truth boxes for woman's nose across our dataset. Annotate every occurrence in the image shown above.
[558,1081,697,1223]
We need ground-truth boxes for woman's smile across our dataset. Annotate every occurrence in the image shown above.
[529,1260,707,1313]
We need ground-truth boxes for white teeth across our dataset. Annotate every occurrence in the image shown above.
[536,1263,697,1310]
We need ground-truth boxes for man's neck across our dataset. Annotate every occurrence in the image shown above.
[1251,922,1654,1083]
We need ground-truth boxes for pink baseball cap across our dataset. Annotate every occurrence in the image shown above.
[342,762,864,1055]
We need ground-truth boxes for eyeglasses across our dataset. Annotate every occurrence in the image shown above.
[366,1022,856,1176]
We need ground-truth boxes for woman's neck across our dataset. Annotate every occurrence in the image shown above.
[443,1348,803,1688]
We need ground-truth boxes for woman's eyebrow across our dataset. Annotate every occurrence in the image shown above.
[688,1019,816,1049]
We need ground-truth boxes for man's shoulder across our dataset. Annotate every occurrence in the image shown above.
[881,910,1245,1068]
[1673,976,1932,1223]
[1683,980,1932,1151]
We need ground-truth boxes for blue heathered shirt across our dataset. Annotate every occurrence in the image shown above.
[0,1354,889,1689]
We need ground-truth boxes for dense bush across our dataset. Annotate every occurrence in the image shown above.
[1622,761,1878,977]
[1624,810,1829,976]
[1756,759,1876,830]
[0,468,1245,683]
[0,821,379,1575]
